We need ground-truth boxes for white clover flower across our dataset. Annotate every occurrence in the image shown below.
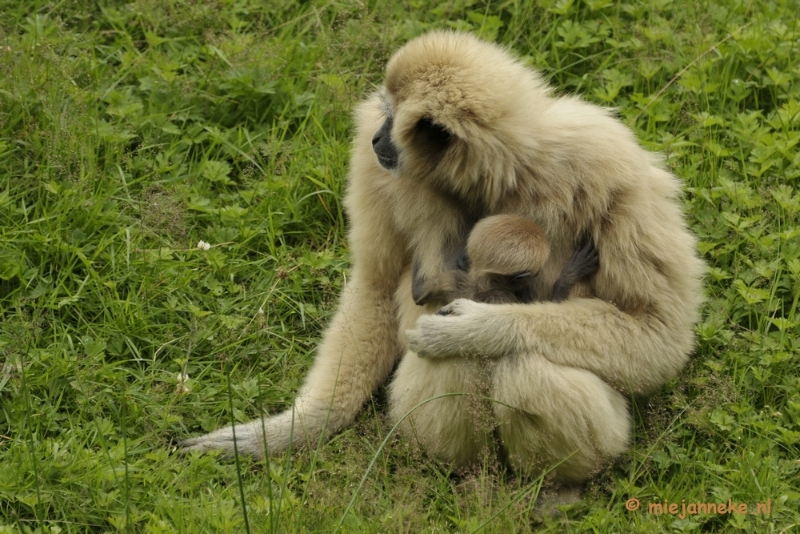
[197,240,211,251]
[176,372,190,395]
[257,306,266,329]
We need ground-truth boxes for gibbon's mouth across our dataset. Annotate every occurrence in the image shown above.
[375,152,398,170]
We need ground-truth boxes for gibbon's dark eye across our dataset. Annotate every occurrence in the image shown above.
[417,117,452,149]
[509,271,534,282]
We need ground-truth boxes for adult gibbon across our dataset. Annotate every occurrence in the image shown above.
[415,214,599,307]
[183,31,705,485]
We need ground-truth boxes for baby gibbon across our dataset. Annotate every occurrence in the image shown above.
[183,31,705,488]
[415,214,599,307]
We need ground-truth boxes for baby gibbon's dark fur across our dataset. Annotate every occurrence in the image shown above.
[416,214,598,307]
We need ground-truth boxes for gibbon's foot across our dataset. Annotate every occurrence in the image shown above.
[407,298,501,359]
[180,422,267,458]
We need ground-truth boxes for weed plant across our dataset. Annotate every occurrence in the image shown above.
[1,0,799,532]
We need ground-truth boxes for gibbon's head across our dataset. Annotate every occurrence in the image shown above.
[467,214,550,303]
[372,31,551,206]
[467,214,550,279]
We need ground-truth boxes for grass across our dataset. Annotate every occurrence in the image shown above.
[1,0,799,532]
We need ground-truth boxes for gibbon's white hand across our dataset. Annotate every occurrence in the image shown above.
[406,298,501,359]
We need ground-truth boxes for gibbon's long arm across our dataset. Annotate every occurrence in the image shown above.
[182,121,407,457]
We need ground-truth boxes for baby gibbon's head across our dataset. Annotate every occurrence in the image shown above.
[418,214,549,306]
[467,214,550,277]
[377,32,551,206]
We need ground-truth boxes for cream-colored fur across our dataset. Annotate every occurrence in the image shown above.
[182,32,705,485]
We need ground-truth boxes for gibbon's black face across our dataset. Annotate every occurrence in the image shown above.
[372,112,453,171]
[372,116,398,170]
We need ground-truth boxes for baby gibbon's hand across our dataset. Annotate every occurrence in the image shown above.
[406,298,495,358]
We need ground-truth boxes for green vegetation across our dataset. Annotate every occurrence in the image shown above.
[1,0,798,532]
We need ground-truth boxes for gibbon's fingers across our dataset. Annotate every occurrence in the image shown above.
[565,234,599,280]
[436,297,487,317]
[575,235,600,274]
[180,411,295,458]
[405,319,463,359]
[407,299,497,359]
[552,235,600,302]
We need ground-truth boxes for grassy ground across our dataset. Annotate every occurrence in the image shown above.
[1,0,799,532]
